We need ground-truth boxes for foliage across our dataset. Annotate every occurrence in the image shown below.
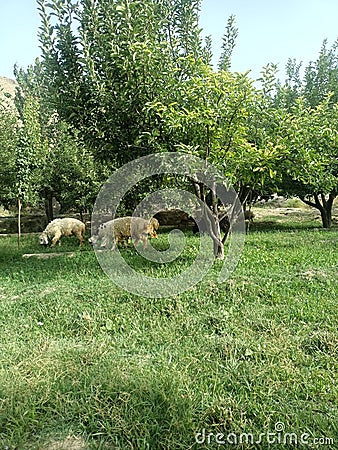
[281,96,337,194]
[13,62,107,219]
[218,14,238,71]
[5,2,338,231]
[0,92,18,208]
[37,0,209,163]
[147,65,251,163]
[36,1,297,226]
[303,39,338,107]
[238,63,286,201]
[16,95,47,206]
[48,123,109,214]
[277,96,338,227]
[274,40,338,227]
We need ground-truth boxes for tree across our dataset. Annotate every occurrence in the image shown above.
[274,40,338,227]
[0,90,18,209]
[37,0,210,163]
[14,61,106,223]
[16,94,45,246]
[218,15,238,72]
[278,96,337,228]
[146,63,254,258]
[47,122,108,220]
[303,39,338,107]
[240,63,286,205]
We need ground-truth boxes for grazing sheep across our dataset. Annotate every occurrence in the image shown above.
[39,218,85,247]
[89,216,159,250]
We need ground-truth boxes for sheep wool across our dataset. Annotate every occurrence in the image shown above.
[39,218,85,247]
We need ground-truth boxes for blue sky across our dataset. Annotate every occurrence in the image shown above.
[200,0,338,79]
[0,0,40,78]
[1,0,338,81]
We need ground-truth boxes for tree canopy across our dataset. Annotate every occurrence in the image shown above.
[0,1,337,231]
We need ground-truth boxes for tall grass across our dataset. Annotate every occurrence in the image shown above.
[0,223,337,449]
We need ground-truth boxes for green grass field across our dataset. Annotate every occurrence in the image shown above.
[0,216,337,449]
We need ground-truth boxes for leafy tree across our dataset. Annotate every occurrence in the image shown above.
[241,63,286,204]
[37,0,209,163]
[274,40,338,227]
[16,94,46,245]
[303,39,338,107]
[146,63,255,258]
[0,91,18,209]
[47,122,108,220]
[278,95,337,228]
[14,61,105,222]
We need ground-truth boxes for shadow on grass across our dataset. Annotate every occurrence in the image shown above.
[249,219,324,233]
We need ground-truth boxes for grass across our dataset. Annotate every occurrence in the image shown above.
[0,216,337,449]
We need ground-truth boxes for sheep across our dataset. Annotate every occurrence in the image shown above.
[39,218,85,247]
[89,216,159,250]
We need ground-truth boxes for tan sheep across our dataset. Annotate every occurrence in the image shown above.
[89,216,159,250]
[39,218,85,247]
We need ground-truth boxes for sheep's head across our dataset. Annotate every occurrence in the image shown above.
[150,218,159,230]
[89,223,106,245]
[39,232,49,246]
[88,235,99,245]
[148,218,159,238]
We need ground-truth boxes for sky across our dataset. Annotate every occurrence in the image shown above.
[1,0,338,81]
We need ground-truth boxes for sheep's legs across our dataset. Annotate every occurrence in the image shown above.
[51,231,62,247]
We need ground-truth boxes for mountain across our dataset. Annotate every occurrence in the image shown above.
[0,76,17,106]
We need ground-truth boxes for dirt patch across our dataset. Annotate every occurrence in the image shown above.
[252,203,338,224]
[42,436,88,450]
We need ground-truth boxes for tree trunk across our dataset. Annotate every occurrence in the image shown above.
[210,184,224,259]
[320,193,333,228]
[214,219,224,260]
[17,196,22,249]
[192,177,202,200]
[191,178,224,260]
[202,202,224,260]
[43,189,54,223]
[319,206,331,228]
[300,193,335,228]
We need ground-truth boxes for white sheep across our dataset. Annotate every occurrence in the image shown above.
[39,218,85,247]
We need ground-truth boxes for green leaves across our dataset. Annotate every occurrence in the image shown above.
[35,0,212,162]
[24,0,338,229]
[0,94,18,207]
[218,15,238,71]
[280,95,338,194]
[16,95,45,204]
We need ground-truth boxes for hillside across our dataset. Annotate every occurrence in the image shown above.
[0,76,17,106]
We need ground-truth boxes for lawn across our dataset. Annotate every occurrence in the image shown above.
[0,215,337,449]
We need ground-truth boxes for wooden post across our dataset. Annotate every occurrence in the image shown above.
[18,196,22,249]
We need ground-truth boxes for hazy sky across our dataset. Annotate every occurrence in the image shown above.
[1,0,338,81]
